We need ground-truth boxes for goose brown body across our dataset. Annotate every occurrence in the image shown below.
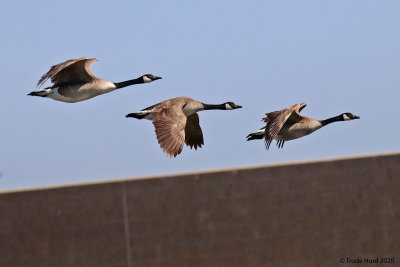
[152,97,204,157]
[126,97,242,157]
[247,103,360,149]
[28,57,161,103]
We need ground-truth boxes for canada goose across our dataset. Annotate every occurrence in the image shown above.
[28,57,161,103]
[126,97,242,157]
[246,103,360,149]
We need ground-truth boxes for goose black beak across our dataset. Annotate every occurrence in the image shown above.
[354,115,360,119]
[235,105,243,109]
[154,76,162,80]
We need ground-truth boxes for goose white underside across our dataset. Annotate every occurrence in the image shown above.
[39,87,97,103]
[34,81,117,103]
[275,121,323,141]
[47,88,82,103]
[250,120,323,141]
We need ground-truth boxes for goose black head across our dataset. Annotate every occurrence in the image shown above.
[342,112,360,121]
[142,74,162,83]
[224,102,242,110]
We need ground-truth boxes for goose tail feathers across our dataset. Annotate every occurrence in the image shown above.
[125,112,147,119]
[28,88,52,97]
[246,132,264,141]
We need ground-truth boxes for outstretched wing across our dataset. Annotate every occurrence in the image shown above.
[286,103,307,124]
[263,103,306,149]
[152,103,187,158]
[185,113,204,150]
[37,57,97,87]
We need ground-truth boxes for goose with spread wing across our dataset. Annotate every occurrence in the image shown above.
[28,57,161,103]
[246,103,359,149]
[126,97,242,157]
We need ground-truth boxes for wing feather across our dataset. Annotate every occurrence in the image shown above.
[263,103,306,149]
[185,113,204,150]
[152,104,187,158]
[37,57,97,87]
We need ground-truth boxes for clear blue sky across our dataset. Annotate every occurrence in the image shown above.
[1,1,399,191]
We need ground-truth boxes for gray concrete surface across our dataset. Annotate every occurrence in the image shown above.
[1,153,399,266]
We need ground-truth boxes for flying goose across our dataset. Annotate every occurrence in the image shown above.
[126,97,242,157]
[246,103,360,149]
[28,57,161,103]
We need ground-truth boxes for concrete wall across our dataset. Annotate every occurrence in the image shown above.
[1,153,399,267]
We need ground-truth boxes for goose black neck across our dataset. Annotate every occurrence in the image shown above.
[202,103,226,110]
[320,115,343,126]
[114,77,143,89]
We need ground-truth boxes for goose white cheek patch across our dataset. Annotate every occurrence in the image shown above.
[225,103,233,110]
[143,76,152,83]
[343,114,351,121]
